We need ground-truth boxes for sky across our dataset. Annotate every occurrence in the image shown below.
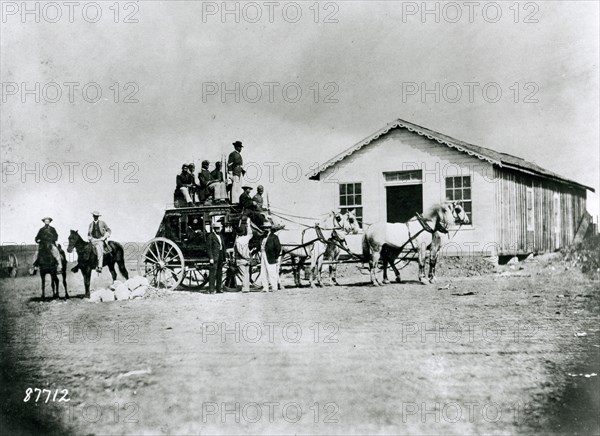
[1,0,598,244]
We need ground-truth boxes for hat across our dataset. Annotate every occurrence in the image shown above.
[188,162,196,168]
[91,211,101,216]
[262,221,272,228]
[182,164,189,170]
[232,141,243,148]
[212,221,222,228]
[242,185,253,190]
[202,160,209,167]
[41,217,53,222]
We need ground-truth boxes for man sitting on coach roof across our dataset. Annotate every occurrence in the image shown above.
[239,185,265,226]
[175,164,195,207]
[197,160,212,204]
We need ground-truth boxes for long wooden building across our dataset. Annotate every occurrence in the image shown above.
[308,118,594,256]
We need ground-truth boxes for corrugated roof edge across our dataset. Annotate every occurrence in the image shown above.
[307,118,595,192]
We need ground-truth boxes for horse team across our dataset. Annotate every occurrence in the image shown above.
[33,201,468,299]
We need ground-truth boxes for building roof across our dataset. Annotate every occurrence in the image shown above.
[308,118,595,192]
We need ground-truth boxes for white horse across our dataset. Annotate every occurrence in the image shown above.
[362,202,469,286]
[310,210,361,286]
[278,210,360,287]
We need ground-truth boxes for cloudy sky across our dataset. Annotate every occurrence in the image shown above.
[1,0,598,244]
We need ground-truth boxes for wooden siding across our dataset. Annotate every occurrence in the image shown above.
[494,167,586,254]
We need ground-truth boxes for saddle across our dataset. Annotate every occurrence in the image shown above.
[103,240,112,254]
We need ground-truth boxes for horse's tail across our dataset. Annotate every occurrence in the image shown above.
[362,234,371,262]
[110,241,130,279]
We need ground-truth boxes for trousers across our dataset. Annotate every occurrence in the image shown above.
[260,252,278,291]
[236,259,250,292]
[90,238,104,268]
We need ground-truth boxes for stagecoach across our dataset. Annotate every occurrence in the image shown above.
[137,203,262,290]
[137,199,467,290]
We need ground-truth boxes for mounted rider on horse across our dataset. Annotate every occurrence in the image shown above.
[33,217,62,274]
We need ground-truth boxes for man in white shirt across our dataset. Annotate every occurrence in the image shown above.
[234,219,254,293]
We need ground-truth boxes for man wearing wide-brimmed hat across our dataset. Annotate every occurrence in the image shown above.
[259,221,281,292]
[88,211,111,273]
[33,217,62,273]
[227,141,245,205]
[239,185,265,226]
[207,220,225,293]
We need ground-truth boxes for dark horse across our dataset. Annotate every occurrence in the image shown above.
[67,230,129,297]
[38,242,68,299]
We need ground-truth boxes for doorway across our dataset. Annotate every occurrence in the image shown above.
[386,184,423,223]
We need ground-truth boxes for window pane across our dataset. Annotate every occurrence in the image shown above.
[463,202,472,212]
[454,177,462,188]
[446,189,453,200]
[340,196,347,206]
[463,188,471,200]
[355,194,361,205]
[347,184,354,195]
[446,178,454,188]
[340,184,346,195]
[462,177,471,187]
[454,190,462,200]
[355,183,361,194]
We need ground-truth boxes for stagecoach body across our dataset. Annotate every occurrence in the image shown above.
[137,204,261,289]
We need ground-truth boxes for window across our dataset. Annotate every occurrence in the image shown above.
[339,183,363,224]
[526,187,534,231]
[445,176,472,223]
[384,170,422,184]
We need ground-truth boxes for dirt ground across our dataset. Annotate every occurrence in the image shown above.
[1,256,598,435]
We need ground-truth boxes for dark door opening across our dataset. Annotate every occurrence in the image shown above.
[386,185,423,223]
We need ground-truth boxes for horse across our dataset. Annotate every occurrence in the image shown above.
[38,242,68,299]
[310,211,361,287]
[67,230,129,297]
[278,210,360,287]
[362,202,469,286]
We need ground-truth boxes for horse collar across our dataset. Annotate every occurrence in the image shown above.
[415,213,435,233]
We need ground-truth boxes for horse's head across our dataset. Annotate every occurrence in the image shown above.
[450,202,469,225]
[67,230,80,253]
[333,209,361,234]
[432,202,469,232]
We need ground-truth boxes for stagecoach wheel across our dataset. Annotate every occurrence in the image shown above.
[137,237,185,290]
[180,267,209,288]
[222,251,238,290]
[249,252,262,286]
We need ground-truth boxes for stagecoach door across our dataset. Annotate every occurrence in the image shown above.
[386,184,422,223]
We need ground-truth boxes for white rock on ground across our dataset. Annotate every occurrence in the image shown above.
[114,284,131,300]
[89,289,103,302]
[99,288,116,302]
[130,286,147,299]
[125,276,145,291]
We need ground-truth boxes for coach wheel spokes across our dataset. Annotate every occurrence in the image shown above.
[181,267,208,288]
[248,252,262,286]
[137,237,185,290]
